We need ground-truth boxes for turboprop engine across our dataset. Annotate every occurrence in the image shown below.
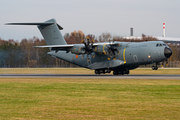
[94,43,120,58]
[70,45,85,55]
[94,44,108,54]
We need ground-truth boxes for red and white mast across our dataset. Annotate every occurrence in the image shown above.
[163,23,165,37]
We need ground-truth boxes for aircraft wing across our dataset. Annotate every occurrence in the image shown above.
[33,44,100,51]
[88,59,125,70]
[33,42,118,53]
[156,37,180,43]
[33,44,74,51]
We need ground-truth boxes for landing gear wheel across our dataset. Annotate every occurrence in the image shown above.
[155,66,158,70]
[152,66,155,70]
[95,70,100,74]
[127,70,130,75]
[113,69,130,75]
[124,69,130,75]
[152,66,158,70]
[107,70,111,73]
[113,71,118,75]
[95,69,112,75]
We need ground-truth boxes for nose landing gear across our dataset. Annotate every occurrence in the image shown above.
[152,63,158,70]
[152,65,158,70]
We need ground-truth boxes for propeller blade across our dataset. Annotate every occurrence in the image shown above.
[117,49,120,55]
[161,61,164,68]
[113,38,115,43]
[165,59,168,66]
[112,51,116,58]
[87,37,90,45]
[92,39,94,44]
[81,40,85,43]
[91,39,94,47]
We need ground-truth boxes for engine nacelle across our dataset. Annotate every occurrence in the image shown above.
[70,45,85,55]
[94,44,108,54]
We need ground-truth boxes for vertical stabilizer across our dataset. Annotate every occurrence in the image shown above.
[38,19,67,45]
[5,18,67,45]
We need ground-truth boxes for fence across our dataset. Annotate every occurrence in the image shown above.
[140,61,180,68]
[1,61,180,68]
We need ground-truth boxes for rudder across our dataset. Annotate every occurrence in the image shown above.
[38,19,67,45]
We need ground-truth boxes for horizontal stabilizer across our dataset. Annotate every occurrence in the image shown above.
[5,22,63,30]
[88,59,125,70]
[5,22,53,26]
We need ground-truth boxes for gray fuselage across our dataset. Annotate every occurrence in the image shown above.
[48,41,170,71]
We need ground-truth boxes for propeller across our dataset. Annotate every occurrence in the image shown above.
[161,59,169,67]
[165,59,169,66]
[107,38,119,58]
[81,37,94,54]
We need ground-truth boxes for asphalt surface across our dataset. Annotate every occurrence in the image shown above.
[0,74,180,79]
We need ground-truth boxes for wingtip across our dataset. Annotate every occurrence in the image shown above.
[4,23,10,25]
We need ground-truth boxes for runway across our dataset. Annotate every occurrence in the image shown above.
[0,74,180,79]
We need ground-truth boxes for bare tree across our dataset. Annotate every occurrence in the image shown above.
[101,32,112,42]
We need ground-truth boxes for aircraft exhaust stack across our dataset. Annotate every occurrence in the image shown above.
[163,23,165,37]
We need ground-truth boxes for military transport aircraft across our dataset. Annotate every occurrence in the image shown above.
[6,19,173,75]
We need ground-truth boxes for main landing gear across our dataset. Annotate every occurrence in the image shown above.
[95,69,130,75]
[113,69,129,75]
[95,69,111,75]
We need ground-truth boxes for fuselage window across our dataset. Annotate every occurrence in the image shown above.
[156,44,159,47]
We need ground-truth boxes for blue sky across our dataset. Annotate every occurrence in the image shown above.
[0,0,180,41]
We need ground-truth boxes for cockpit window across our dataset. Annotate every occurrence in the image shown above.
[163,44,166,46]
[156,43,165,47]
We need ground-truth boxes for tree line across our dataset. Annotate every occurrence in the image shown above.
[0,31,179,68]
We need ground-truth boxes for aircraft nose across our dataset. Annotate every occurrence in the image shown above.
[164,47,172,58]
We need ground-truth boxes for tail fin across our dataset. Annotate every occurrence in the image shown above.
[38,19,67,45]
[5,18,67,45]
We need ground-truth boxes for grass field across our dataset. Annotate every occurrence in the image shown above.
[0,78,180,119]
[0,68,180,74]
